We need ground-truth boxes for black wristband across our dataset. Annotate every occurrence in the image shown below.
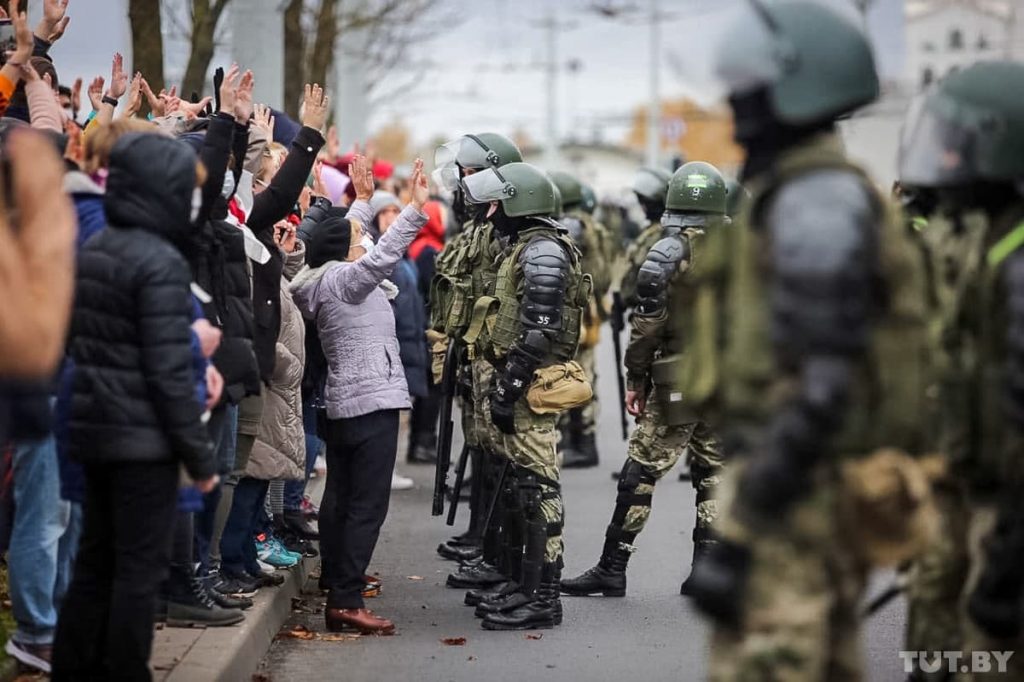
[102,95,119,108]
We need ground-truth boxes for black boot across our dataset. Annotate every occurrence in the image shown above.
[560,537,631,597]
[680,526,714,596]
[167,566,245,627]
[438,542,482,562]
[281,510,319,539]
[563,431,599,469]
[446,561,507,588]
[481,563,562,630]
[467,580,520,609]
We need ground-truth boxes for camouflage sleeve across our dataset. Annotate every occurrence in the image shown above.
[623,310,667,392]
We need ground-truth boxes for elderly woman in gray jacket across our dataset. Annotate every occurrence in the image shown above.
[291,156,429,635]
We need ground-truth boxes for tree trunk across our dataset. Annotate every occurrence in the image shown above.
[307,0,338,95]
[282,0,305,119]
[128,0,165,104]
[180,0,231,99]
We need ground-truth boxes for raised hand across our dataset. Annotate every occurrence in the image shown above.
[37,0,69,44]
[7,0,31,66]
[300,83,329,132]
[252,103,275,138]
[140,78,163,116]
[218,63,240,115]
[124,72,143,117]
[179,96,212,120]
[105,53,128,101]
[409,158,428,210]
[312,160,328,197]
[87,76,104,111]
[326,125,340,161]
[234,69,254,124]
[70,77,82,116]
[349,154,374,202]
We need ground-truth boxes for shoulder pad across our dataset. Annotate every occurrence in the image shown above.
[520,235,571,267]
[635,234,688,317]
[645,234,690,267]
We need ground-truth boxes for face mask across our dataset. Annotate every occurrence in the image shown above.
[360,234,376,255]
[190,187,203,222]
[221,172,236,200]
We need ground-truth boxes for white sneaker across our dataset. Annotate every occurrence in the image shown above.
[313,455,327,478]
[391,472,414,491]
[5,639,51,674]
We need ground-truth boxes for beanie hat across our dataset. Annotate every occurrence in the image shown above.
[369,190,402,218]
[306,215,352,268]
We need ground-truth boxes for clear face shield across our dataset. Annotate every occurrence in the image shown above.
[460,167,516,206]
[899,91,984,188]
[432,135,500,192]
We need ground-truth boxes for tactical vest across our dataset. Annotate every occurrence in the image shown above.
[470,225,591,365]
[619,222,665,307]
[567,209,612,301]
[649,219,731,419]
[429,221,501,338]
[926,209,1024,490]
[716,133,939,456]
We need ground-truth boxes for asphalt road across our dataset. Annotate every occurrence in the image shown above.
[260,335,909,682]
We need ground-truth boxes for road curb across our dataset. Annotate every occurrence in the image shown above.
[164,556,316,682]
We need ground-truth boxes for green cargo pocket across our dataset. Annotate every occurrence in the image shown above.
[651,355,696,426]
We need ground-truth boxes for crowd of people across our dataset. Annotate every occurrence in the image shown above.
[4,0,1024,680]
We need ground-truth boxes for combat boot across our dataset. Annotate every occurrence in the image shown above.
[563,431,599,469]
[560,540,630,597]
[481,563,562,630]
[446,560,506,588]
[437,541,483,563]
[464,580,518,606]
[680,526,714,596]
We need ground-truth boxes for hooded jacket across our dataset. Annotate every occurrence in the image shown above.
[246,243,307,481]
[68,133,215,480]
[291,199,427,420]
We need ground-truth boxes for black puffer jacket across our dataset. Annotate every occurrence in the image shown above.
[68,133,215,480]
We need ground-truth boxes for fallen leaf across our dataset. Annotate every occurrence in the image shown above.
[319,633,361,642]
[277,625,316,640]
[525,633,543,640]
[467,656,477,661]
[407,575,424,581]
[441,636,467,646]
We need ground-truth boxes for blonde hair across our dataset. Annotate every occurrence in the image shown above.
[83,119,164,174]
[257,142,288,186]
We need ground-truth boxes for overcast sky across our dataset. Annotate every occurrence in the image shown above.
[34,0,906,146]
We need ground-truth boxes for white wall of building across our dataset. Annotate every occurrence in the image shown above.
[906,2,1015,90]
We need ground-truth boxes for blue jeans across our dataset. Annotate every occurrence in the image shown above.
[54,501,82,615]
[284,401,323,511]
[194,404,238,573]
[219,476,269,576]
[9,436,70,645]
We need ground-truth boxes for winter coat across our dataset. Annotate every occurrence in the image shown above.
[391,258,428,398]
[67,133,215,480]
[291,199,427,420]
[246,243,307,481]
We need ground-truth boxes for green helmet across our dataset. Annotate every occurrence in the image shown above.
[725,178,751,218]
[715,1,879,126]
[548,170,584,208]
[632,166,672,204]
[461,162,557,218]
[663,162,727,228]
[900,61,1024,188]
[580,184,597,214]
[550,179,564,218]
[433,132,523,191]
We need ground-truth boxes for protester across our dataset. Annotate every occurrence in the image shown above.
[51,132,218,680]
[291,155,429,634]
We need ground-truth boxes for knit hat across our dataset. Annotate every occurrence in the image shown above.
[306,215,352,268]
[369,190,402,218]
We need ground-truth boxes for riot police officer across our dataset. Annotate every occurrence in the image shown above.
[899,61,1024,680]
[618,167,672,306]
[560,162,727,599]
[550,170,612,469]
[459,162,591,630]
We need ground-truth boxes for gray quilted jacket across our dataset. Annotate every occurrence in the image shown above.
[290,199,427,419]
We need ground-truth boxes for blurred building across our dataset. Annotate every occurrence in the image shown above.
[624,98,744,174]
[525,142,643,198]
[906,0,1021,89]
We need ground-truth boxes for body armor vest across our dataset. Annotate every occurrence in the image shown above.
[716,133,939,455]
[475,225,591,365]
[430,221,501,338]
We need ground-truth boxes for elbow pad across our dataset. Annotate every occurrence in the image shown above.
[520,237,571,331]
[635,235,688,317]
[496,329,549,405]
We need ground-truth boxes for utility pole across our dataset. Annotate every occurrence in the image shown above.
[534,9,576,166]
[645,0,660,167]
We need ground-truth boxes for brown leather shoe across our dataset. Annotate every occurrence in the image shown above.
[325,608,395,635]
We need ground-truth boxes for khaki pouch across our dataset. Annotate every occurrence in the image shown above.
[526,361,594,414]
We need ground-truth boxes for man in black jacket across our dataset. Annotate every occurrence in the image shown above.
[52,133,218,682]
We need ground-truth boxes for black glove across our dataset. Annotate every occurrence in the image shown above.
[491,400,516,435]
[685,538,752,628]
[736,451,811,524]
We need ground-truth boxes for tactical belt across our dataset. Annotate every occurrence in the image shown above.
[617,492,653,507]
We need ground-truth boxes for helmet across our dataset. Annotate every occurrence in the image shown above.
[715,1,879,127]
[550,178,564,218]
[461,162,558,218]
[580,184,597,214]
[433,132,523,191]
[548,170,584,208]
[899,61,1024,188]
[632,166,672,204]
[725,178,751,218]
[663,161,728,228]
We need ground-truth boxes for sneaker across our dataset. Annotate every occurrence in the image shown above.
[210,572,259,599]
[391,472,414,491]
[301,496,320,518]
[248,569,286,587]
[256,535,299,569]
[314,455,327,478]
[270,536,303,564]
[167,577,245,628]
[6,639,51,673]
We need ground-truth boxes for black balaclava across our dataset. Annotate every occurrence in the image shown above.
[636,195,665,224]
[489,202,534,241]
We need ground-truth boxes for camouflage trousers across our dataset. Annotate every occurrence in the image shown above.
[474,361,563,563]
[709,463,869,682]
[619,392,723,539]
[557,344,598,440]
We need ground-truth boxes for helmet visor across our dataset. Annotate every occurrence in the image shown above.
[899,96,981,187]
[632,168,668,202]
[713,3,782,96]
[461,167,515,205]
